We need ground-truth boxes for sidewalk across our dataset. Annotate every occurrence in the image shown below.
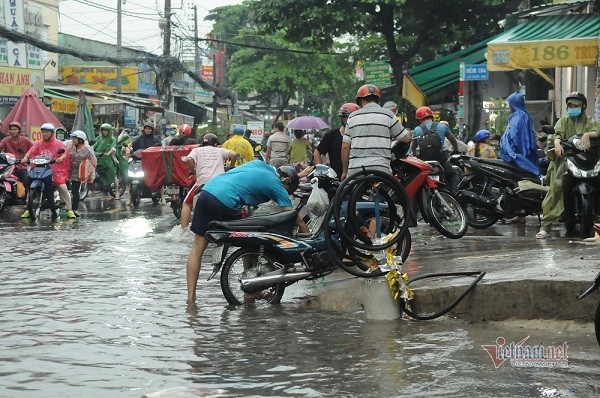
[285,219,600,322]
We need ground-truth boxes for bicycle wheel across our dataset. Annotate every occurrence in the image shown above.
[220,248,285,306]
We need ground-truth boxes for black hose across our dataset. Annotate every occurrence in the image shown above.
[399,271,486,320]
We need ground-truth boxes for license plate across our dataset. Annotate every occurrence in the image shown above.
[430,175,440,181]
[165,185,179,195]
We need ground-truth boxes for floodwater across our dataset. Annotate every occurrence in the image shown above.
[1,198,598,397]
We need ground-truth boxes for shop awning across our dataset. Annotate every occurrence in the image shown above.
[45,88,80,114]
[487,14,600,71]
[402,35,497,107]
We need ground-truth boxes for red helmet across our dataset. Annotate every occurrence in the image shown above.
[8,121,21,130]
[415,106,433,120]
[355,84,381,104]
[178,124,192,136]
[339,103,360,117]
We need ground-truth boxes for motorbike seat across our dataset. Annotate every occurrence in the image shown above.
[474,158,540,181]
[208,210,298,231]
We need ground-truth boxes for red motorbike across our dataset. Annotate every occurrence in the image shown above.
[391,155,467,239]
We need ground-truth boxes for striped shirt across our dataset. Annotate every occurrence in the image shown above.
[343,102,406,175]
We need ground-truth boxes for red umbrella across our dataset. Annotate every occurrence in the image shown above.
[1,88,64,140]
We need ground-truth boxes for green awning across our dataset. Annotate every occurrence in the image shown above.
[44,88,78,100]
[487,14,600,71]
[405,35,499,95]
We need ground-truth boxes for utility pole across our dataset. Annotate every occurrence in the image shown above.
[192,5,199,75]
[116,0,122,93]
[212,52,217,125]
[162,0,172,110]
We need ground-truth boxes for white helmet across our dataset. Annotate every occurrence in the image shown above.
[70,130,87,141]
[40,123,55,131]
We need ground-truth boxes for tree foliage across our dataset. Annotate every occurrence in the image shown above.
[249,0,546,94]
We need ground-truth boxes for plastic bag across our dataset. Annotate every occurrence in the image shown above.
[306,178,329,217]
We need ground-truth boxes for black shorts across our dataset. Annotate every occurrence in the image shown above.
[191,190,241,236]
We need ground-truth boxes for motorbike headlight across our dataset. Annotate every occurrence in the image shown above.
[567,158,600,178]
[128,170,144,178]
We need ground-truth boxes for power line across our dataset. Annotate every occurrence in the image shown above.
[72,0,160,19]
[193,37,345,56]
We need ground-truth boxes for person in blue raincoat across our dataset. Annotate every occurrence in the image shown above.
[499,91,540,176]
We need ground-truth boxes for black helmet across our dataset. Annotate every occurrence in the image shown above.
[565,92,587,109]
[201,133,219,147]
[277,166,299,194]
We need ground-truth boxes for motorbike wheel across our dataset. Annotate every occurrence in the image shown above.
[595,301,600,347]
[172,197,182,219]
[427,190,468,239]
[79,181,89,201]
[151,194,160,205]
[418,186,431,223]
[0,190,7,212]
[220,248,285,306]
[28,188,42,221]
[579,194,594,239]
[131,185,141,208]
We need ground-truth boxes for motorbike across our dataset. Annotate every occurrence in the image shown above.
[128,151,161,208]
[391,153,468,239]
[0,152,26,212]
[559,135,600,239]
[204,165,410,305]
[455,155,547,229]
[577,271,600,347]
[25,149,63,221]
[79,151,127,201]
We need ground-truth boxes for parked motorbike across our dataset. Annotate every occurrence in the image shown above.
[25,149,64,221]
[0,152,26,212]
[559,135,600,238]
[205,166,410,305]
[128,151,161,208]
[455,155,546,229]
[391,154,467,239]
[577,271,600,347]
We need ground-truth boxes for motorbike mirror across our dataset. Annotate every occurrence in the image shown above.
[57,148,65,155]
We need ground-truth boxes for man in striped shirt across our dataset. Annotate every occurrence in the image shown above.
[341,84,410,179]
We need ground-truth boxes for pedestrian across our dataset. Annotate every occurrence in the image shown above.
[467,129,497,159]
[410,106,459,193]
[286,130,312,173]
[179,133,238,233]
[20,123,74,219]
[222,125,254,166]
[185,161,313,303]
[341,85,410,180]
[65,130,97,217]
[499,91,540,176]
[0,121,33,186]
[265,121,291,168]
[93,123,127,201]
[536,92,600,239]
[314,102,359,178]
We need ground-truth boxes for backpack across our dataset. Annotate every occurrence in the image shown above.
[416,122,444,163]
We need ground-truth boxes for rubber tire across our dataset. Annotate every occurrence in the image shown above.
[27,188,42,221]
[0,190,7,212]
[79,181,89,201]
[595,301,600,347]
[172,197,182,219]
[131,185,141,208]
[220,248,285,306]
[580,194,594,239]
[418,186,431,223]
[151,194,160,205]
[427,190,468,239]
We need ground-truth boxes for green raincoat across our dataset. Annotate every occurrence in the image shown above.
[92,134,129,186]
[540,115,600,229]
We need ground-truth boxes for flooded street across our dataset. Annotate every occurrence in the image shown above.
[1,198,599,397]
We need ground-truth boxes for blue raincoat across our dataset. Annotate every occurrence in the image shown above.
[500,92,540,176]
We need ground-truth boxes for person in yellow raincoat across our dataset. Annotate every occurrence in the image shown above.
[536,92,600,239]
[222,125,254,167]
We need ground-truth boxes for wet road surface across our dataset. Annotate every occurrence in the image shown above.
[1,197,599,397]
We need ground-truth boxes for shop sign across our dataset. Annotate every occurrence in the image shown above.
[137,63,157,96]
[488,39,598,71]
[62,66,139,92]
[92,103,124,116]
[0,65,44,101]
[51,98,78,114]
[246,121,264,142]
[364,61,391,88]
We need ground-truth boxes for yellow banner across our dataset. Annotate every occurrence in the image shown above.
[487,39,598,71]
[0,66,45,97]
[402,73,425,108]
[62,66,138,92]
[51,98,78,114]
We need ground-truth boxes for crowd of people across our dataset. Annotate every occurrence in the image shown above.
[1,85,599,304]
